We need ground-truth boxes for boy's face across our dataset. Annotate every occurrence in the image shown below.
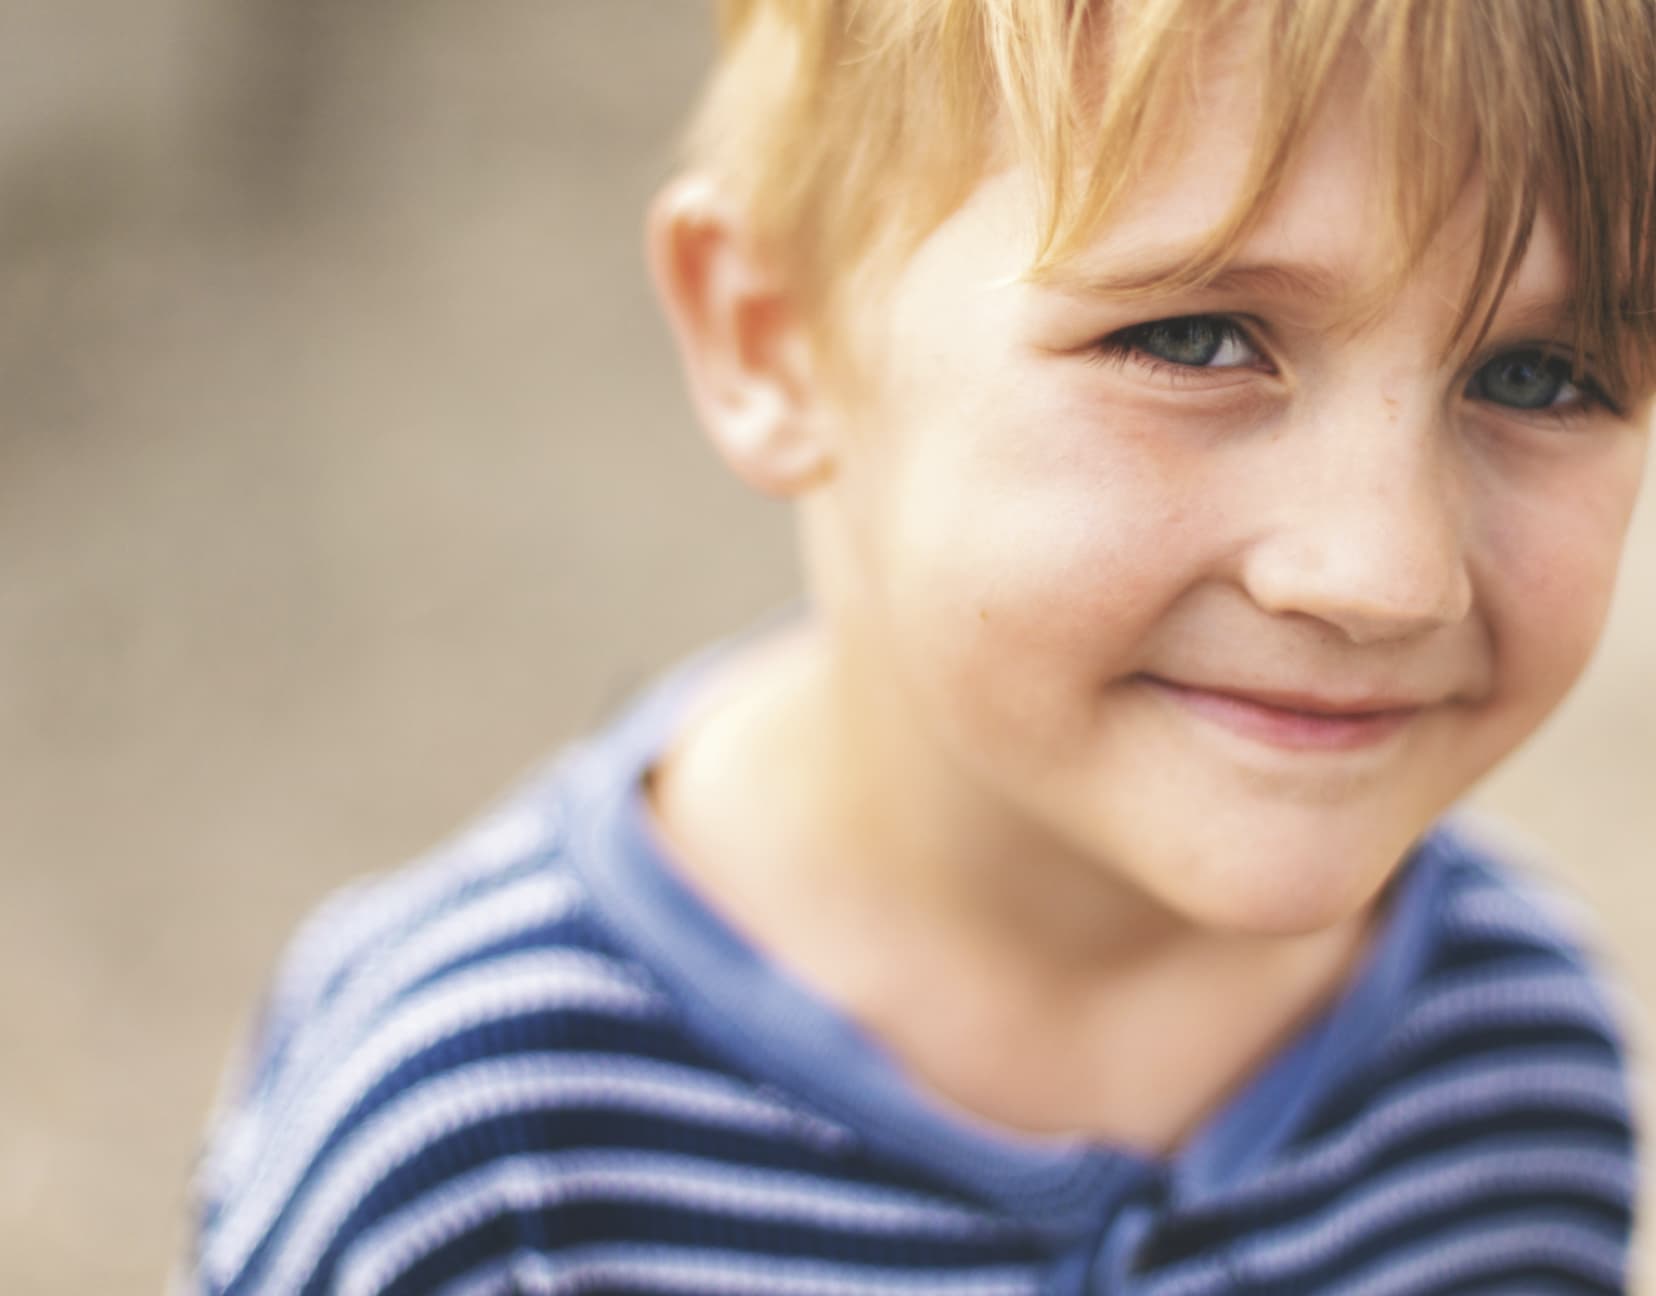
[810,61,1652,937]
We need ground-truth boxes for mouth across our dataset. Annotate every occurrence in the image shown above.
[1138,676,1427,752]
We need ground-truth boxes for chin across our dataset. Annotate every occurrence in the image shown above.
[1152,834,1412,941]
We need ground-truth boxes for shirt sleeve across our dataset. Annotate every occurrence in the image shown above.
[184,878,394,1295]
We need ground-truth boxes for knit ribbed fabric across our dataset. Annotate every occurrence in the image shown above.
[188,661,1636,1295]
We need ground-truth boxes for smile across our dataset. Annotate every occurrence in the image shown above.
[1140,676,1424,752]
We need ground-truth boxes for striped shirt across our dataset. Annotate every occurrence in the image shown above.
[188,658,1637,1294]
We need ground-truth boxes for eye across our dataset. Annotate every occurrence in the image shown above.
[1100,315,1262,370]
[1465,349,1586,412]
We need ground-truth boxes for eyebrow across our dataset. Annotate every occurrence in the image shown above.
[1045,250,1586,342]
[1487,294,1582,337]
[1044,254,1346,301]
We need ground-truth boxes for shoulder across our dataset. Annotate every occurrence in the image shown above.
[1250,820,1638,1290]
[1147,822,1639,1292]
[188,762,683,1295]
[1397,817,1636,1080]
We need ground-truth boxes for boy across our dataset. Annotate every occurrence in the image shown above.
[189,0,1656,1292]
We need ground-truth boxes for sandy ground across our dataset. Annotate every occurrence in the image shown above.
[2,5,1653,1292]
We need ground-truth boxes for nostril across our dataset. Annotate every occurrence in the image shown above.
[1240,527,1472,646]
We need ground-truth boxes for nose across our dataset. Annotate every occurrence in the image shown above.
[1239,415,1473,645]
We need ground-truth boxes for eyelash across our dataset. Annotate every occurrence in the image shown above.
[1088,316,1267,385]
[1463,349,1620,420]
[1088,314,1619,420]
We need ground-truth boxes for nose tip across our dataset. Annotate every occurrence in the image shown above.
[1241,472,1473,645]
[1245,534,1473,644]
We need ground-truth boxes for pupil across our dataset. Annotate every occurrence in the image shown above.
[1479,352,1564,409]
[1147,318,1221,366]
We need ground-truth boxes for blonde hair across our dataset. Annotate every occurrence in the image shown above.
[686,0,1656,396]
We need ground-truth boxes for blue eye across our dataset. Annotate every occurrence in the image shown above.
[1466,350,1581,411]
[1111,316,1259,369]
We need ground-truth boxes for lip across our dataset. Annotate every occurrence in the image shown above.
[1140,676,1425,752]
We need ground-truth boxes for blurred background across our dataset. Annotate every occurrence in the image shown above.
[1,3,1652,1291]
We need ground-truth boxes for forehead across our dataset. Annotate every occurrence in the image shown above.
[1020,42,1576,346]
[820,0,1653,398]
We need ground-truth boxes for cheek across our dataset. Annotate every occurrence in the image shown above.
[871,411,1216,754]
[888,440,1190,643]
[1476,446,1647,708]
[880,379,1211,594]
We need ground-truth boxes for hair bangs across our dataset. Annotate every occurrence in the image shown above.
[1369,0,1656,399]
[689,0,1656,396]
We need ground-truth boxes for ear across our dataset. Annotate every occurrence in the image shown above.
[646,176,833,497]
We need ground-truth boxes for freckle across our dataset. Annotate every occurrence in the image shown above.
[978,607,988,622]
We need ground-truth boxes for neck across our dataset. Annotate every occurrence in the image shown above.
[669,618,1362,982]
[647,618,1377,1146]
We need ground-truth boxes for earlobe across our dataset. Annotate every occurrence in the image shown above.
[646,176,833,498]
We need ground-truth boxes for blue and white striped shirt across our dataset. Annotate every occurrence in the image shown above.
[189,659,1637,1294]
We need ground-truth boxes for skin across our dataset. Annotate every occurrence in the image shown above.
[645,61,1652,1148]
